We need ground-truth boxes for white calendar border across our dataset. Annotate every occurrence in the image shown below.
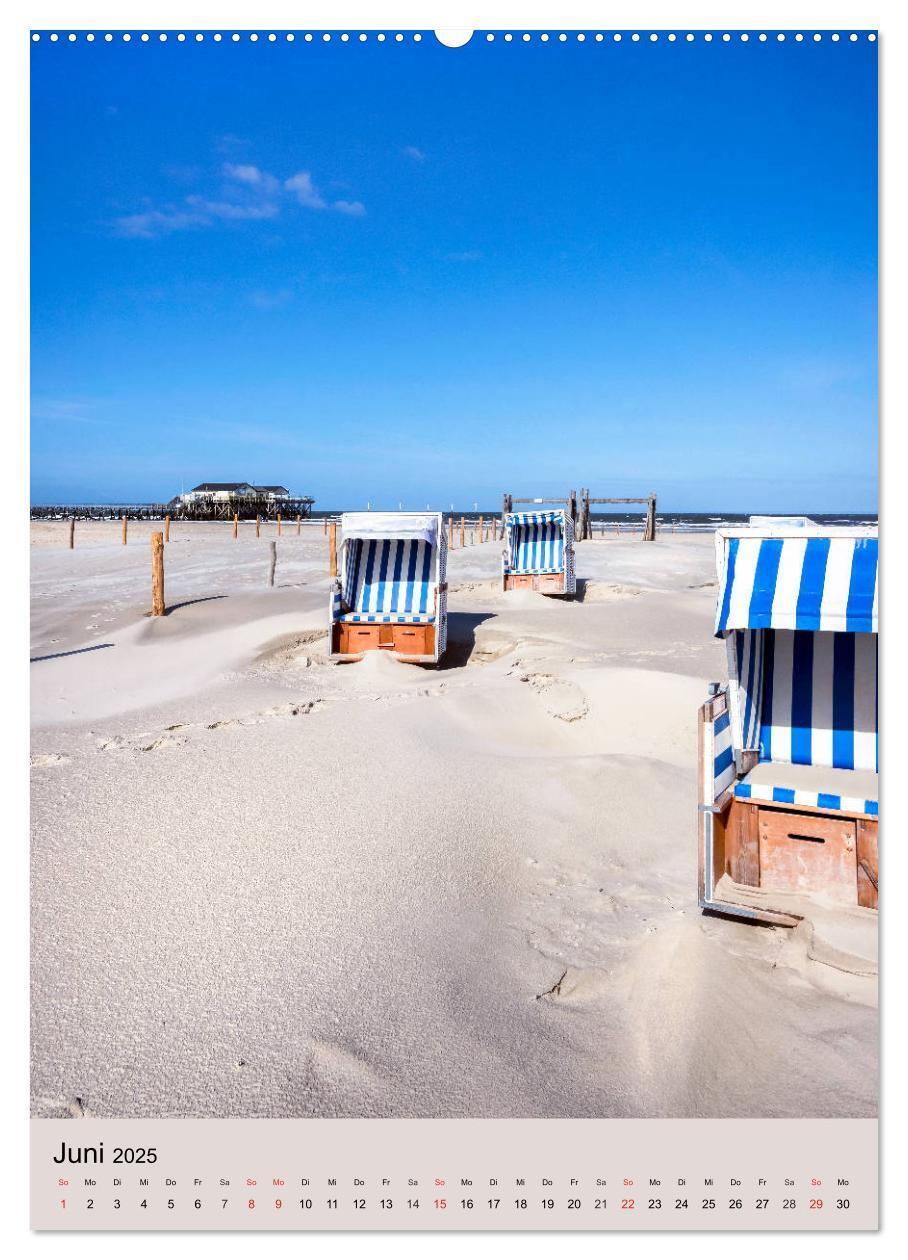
[3,0,904,1254]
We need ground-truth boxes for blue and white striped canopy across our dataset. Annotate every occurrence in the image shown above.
[715,533,878,637]
[508,510,566,525]
[505,510,567,574]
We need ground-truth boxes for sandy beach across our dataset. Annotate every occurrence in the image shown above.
[30,521,877,1119]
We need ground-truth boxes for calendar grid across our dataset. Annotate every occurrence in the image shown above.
[31,1118,877,1231]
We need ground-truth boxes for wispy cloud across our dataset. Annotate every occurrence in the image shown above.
[285,171,365,216]
[284,170,327,210]
[333,199,366,217]
[223,162,264,185]
[186,195,279,222]
[114,157,366,238]
[114,207,208,238]
[403,145,426,161]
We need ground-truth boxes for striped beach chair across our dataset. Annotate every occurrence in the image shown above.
[502,509,576,596]
[329,512,447,663]
[699,525,878,922]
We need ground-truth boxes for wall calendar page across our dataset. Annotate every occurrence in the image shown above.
[22,2,883,1243]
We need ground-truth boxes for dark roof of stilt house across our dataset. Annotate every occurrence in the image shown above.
[188,482,291,494]
[190,482,257,493]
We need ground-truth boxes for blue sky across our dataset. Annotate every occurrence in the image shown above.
[31,33,877,510]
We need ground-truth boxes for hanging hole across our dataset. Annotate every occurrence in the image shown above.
[434,30,474,48]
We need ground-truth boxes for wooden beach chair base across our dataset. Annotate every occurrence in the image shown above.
[503,573,570,596]
[702,795,878,923]
[332,621,436,661]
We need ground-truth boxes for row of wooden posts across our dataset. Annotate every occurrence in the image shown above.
[68,512,311,550]
[64,507,657,620]
[147,529,282,617]
[142,513,504,617]
[69,511,511,553]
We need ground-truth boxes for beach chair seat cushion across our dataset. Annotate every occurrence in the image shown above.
[340,537,437,622]
[338,612,435,624]
[733,761,878,817]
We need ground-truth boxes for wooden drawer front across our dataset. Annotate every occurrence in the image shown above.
[339,623,381,654]
[758,808,857,904]
[537,574,564,594]
[392,624,432,656]
[505,574,534,590]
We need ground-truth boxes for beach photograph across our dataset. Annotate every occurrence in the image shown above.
[30,30,878,1121]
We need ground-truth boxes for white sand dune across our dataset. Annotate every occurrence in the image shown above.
[30,522,877,1119]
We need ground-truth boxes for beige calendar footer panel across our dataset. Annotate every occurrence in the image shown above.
[31,1117,877,1231]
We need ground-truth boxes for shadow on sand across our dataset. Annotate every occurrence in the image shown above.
[30,643,115,664]
[438,612,498,669]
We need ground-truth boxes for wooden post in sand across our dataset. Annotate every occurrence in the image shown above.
[296,514,301,535]
[256,515,261,539]
[328,521,338,576]
[150,532,165,616]
[233,513,238,539]
[448,515,454,548]
[268,541,277,587]
[460,516,465,548]
[479,515,484,543]
[277,514,282,537]
[323,517,328,535]
[164,514,171,543]
[68,518,75,549]
[121,515,128,545]
[643,494,657,542]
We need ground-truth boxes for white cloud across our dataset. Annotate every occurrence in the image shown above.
[113,207,209,238]
[333,199,366,217]
[403,145,426,161]
[223,162,264,184]
[115,158,365,237]
[186,195,279,221]
[284,171,327,210]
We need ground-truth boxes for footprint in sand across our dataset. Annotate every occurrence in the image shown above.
[30,752,70,767]
[137,735,185,753]
[32,1095,97,1119]
[207,699,326,730]
[519,672,589,723]
[581,582,642,602]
